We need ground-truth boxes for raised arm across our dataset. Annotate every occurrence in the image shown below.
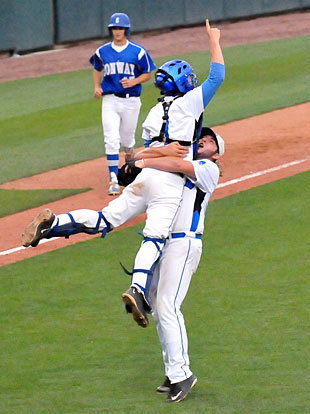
[201,19,225,108]
[207,19,224,65]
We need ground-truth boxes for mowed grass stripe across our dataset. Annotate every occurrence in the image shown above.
[0,188,91,218]
[0,36,309,183]
[0,171,309,413]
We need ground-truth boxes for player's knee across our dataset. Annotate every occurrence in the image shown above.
[156,295,175,321]
[105,142,121,153]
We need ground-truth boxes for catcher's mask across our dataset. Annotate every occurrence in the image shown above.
[155,59,197,95]
[108,12,131,36]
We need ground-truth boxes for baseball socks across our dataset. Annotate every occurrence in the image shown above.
[107,154,120,195]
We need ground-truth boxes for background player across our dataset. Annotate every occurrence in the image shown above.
[90,12,156,195]
[135,127,224,403]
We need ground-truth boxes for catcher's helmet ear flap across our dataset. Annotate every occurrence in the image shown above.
[155,59,197,95]
[108,13,131,36]
[154,70,178,95]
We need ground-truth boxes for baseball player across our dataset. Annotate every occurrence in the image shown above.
[121,18,224,327]
[22,19,224,330]
[21,127,224,403]
[90,12,156,195]
[135,127,224,403]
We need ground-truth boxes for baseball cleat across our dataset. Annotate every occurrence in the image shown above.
[21,208,55,247]
[166,374,197,403]
[108,182,120,196]
[156,377,171,393]
[108,173,120,196]
[122,287,150,328]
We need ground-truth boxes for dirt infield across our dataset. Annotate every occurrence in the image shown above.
[1,12,309,266]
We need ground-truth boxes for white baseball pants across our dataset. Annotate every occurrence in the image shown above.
[52,168,185,294]
[149,236,202,384]
[102,94,141,154]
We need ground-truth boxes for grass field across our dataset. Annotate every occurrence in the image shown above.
[0,188,90,218]
[1,34,309,413]
[1,171,309,413]
[0,36,309,184]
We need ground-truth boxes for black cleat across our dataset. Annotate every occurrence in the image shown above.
[21,208,55,247]
[122,287,150,328]
[156,377,171,393]
[166,374,197,403]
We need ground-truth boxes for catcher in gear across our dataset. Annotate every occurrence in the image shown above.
[22,19,225,332]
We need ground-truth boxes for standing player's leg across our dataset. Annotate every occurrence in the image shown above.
[102,95,122,195]
[152,236,201,402]
[119,97,141,162]
[148,266,171,392]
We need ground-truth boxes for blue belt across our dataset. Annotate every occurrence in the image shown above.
[170,232,202,239]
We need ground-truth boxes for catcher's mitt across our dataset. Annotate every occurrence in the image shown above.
[117,160,142,187]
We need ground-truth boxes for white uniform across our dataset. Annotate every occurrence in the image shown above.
[47,63,224,300]
[149,159,220,383]
[100,87,205,294]
[142,87,204,156]
[89,40,156,181]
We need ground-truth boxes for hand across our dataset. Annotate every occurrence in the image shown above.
[94,87,103,99]
[135,159,145,169]
[120,78,137,89]
[164,142,189,158]
[206,18,221,43]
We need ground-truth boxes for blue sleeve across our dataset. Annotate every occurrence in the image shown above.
[201,62,225,108]
[144,139,152,148]
[139,49,156,73]
[89,53,103,71]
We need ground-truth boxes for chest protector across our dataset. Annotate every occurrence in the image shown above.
[152,97,203,157]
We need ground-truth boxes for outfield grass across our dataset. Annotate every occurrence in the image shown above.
[1,171,309,413]
[0,36,309,183]
[0,188,90,218]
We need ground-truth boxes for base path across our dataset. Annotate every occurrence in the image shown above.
[1,102,309,266]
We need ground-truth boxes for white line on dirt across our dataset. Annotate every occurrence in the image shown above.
[217,158,309,188]
[1,157,309,258]
[0,237,59,256]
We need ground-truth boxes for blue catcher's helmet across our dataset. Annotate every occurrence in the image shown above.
[155,59,197,95]
[108,13,131,35]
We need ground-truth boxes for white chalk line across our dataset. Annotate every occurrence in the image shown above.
[1,157,309,258]
[217,158,309,189]
[0,237,59,256]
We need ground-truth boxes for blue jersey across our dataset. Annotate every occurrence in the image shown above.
[89,41,156,97]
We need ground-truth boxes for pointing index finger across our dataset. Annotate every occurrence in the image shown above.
[206,18,210,31]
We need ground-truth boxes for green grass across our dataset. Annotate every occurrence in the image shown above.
[0,188,90,217]
[0,35,309,183]
[1,171,309,413]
